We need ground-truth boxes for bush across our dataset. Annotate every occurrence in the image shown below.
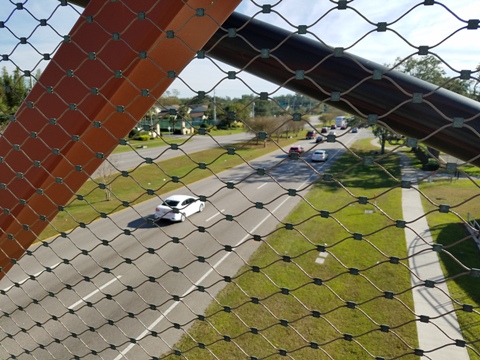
[137,135,150,141]
[129,128,140,139]
[423,158,440,171]
[413,145,429,164]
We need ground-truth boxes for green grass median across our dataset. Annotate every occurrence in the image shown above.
[170,140,418,359]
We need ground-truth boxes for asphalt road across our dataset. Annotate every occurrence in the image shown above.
[93,132,252,178]
[0,128,366,359]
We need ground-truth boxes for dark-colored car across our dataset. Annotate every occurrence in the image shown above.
[330,124,336,129]
[315,135,324,143]
[351,127,358,133]
[288,146,305,154]
[320,127,328,134]
[305,130,317,140]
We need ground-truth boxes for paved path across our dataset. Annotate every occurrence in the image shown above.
[401,154,470,359]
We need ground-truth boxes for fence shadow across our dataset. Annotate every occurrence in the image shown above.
[433,222,480,305]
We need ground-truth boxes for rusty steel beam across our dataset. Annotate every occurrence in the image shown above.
[205,12,480,166]
[0,0,241,279]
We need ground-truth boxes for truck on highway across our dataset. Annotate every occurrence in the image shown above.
[335,116,347,129]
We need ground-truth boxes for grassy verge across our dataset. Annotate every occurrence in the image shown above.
[419,180,480,359]
[113,137,182,154]
[459,163,480,177]
[113,129,247,154]
[170,140,418,359]
[40,137,298,240]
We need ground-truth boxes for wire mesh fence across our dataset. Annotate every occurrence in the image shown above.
[0,1,479,359]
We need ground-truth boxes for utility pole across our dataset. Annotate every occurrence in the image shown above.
[213,89,217,123]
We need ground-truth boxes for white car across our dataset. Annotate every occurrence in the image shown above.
[154,195,205,222]
[311,150,328,162]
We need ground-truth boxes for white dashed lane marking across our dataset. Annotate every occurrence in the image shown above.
[206,210,225,222]
[257,182,268,190]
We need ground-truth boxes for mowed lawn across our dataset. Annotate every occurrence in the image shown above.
[170,141,419,359]
[419,179,480,359]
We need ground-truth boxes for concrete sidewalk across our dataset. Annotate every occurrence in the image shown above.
[401,155,470,359]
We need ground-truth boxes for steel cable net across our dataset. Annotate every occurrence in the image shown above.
[0,0,479,359]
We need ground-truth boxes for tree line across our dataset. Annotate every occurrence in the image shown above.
[0,67,32,127]
[2,56,479,136]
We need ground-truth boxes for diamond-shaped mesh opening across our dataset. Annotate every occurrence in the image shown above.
[0,1,479,359]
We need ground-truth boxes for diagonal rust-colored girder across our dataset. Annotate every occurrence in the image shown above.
[0,0,241,279]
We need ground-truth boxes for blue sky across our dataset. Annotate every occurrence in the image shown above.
[1,0,478,98]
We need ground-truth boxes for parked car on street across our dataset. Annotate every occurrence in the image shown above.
[311,150,328,162]
[154,195,205,222]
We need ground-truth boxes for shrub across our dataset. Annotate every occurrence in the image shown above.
[413,145,429,164]
[423,158,440,171]
[129,128,140,139]
[138,135,150,141]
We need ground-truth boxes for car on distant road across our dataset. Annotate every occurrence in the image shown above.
[305,130,317,140]
[288,146,305,155]
[340,124,347,130]
[351,127,358,133]
[311,150,328,162]
[320,127,329,134]
[315,135,324,143]
[330,124,336,129]
[154,195,205,222]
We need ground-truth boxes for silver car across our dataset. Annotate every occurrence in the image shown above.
[311,150,328,162]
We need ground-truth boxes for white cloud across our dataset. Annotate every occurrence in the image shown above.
[234,0,479,67]
[1,0,478,98]
[174,0,480,97]
[0,0,81,71]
